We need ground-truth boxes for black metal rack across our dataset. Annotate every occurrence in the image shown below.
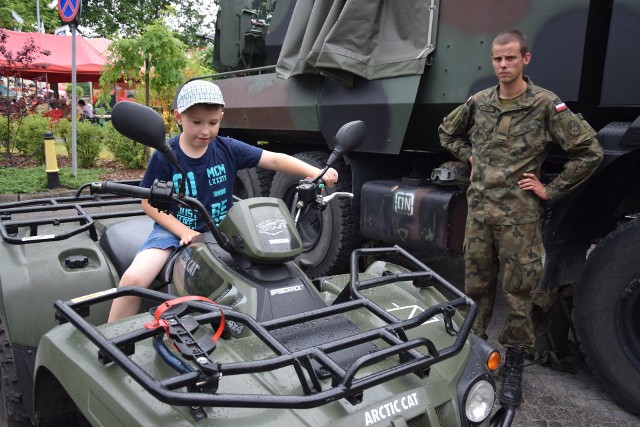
[53,245,477,411]
[0,182,144,244]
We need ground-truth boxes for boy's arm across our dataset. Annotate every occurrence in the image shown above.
[142,199,200,245]
[257,151,338,187]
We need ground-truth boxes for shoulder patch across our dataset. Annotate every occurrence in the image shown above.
[555,102,567,112]
[568,120,581,136]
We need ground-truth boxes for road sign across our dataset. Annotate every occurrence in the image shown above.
[58,0,82,23]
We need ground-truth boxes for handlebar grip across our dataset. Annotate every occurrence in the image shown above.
[93,182,151,199]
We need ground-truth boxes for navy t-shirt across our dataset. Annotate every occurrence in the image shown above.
[140,134,263,231]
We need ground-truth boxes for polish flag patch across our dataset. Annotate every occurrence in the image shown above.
[555,102,567,112]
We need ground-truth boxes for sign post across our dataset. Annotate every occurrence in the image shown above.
[58,0,82,177]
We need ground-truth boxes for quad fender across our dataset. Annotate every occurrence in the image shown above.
[539,117,640,290]
[0,233,119,349]
[0,230,120,424]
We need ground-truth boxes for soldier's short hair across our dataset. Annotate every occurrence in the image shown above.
[493,30,529,56]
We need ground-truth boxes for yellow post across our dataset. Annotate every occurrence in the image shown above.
[44,131,60,189]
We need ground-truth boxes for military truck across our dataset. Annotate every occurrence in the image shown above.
[204,0,640,415]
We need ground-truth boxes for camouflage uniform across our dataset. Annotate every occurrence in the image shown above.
[438,77,603,351]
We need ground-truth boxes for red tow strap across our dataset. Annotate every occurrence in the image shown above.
[144,295,225,342]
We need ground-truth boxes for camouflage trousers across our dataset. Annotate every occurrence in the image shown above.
[464,217,543,352]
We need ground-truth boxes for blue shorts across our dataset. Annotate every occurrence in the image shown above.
[137,224,181,254]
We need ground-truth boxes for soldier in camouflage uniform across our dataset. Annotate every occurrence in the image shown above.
[438,30,603,407]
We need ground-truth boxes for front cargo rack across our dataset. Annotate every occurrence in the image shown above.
[0,181,144,244]
[53,246,477,411]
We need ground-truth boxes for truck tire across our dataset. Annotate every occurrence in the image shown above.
[234,167,275,200]
[573,217,640,415]
[269,151,360,278]
[0,318,31,426]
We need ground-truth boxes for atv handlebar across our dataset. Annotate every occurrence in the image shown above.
[93,181,152,199]
[91,181,236,254]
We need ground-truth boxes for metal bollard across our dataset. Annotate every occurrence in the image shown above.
[44,131,60,189]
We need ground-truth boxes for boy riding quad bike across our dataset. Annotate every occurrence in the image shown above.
[0,102,511,426]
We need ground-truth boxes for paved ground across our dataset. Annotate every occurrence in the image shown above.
[488,292,639,426]
[426,256,640,427]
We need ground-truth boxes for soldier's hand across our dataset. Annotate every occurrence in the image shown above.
[518,173,549,200]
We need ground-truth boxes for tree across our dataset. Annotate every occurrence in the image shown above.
[99,23,188,157]
[81,0,217,48]
[0,29,50,157]
[100,23,187,107]
[0,0,61,33]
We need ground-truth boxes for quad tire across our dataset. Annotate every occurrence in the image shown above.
[269,151,361,278]
[573,217,640,415]
[0,318,31,426]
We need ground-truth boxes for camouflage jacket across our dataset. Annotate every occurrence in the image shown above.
[438,77,603,225]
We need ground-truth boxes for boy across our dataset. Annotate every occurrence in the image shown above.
[108,80,338,322]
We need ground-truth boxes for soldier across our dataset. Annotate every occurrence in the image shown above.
[438,29,603,406]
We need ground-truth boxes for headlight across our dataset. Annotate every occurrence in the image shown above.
[465,380,494,423]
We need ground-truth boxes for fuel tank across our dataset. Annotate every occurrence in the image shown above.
[360,179,467,256]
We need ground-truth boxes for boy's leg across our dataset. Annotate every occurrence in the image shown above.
[107,248,172,322]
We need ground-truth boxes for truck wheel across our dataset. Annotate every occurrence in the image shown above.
[234,167,275,200]
[0,319,31,426]
[269,151,360,278]
[574,217,640,415]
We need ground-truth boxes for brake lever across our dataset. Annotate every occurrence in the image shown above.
[320,191,354,204]
[294,192,354,225]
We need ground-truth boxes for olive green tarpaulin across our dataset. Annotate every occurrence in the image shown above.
[276,0,439,84]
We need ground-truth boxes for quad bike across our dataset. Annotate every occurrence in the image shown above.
[0,102,512,426]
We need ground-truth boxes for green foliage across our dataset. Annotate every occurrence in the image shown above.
[80,0,215,47]
[0,1,60,33]
[74,85,85,99]
[58,120,105,168]
[103,122,147,169]
[0,166,103,194]
[78,83,90,97]
[56,118,70,141]
[0,117,18,155]
[14,114,50,163]
[100,22,188,133]
[0,29,51,156]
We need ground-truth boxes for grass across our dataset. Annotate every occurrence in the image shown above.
[0,166,103,194]
[0,142,116,194]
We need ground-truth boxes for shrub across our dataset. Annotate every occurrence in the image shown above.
[103,122,147,169]
[14,114,50,164]
[59,120,105,168]
[0,117,18,155]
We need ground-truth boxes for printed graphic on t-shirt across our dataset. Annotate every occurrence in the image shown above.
[172,163,230,228]
[207,164,227,185]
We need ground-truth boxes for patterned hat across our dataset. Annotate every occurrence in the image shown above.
[176,80,225,113]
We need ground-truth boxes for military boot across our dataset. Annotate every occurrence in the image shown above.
[499,348,526,406]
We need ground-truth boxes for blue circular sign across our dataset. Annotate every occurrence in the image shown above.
[58,0,82,23]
